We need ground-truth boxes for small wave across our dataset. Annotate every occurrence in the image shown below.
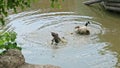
[3,10,117,68]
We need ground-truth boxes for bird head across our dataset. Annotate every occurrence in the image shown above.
[85,21,90,26]
[51,32,58,37]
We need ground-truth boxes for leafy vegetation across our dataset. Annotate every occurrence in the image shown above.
[50,0,64,8]
[0,31,21,55]
[0,0,64,55]
[0,0,32,25]
[0,0,64,25]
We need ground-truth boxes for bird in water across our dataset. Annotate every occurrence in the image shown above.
[75,21,90,35]
[51,32,67,45]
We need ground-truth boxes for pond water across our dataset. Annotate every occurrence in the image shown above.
[4,0,120,68]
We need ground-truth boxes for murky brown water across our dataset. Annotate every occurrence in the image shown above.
[4,0,120,68]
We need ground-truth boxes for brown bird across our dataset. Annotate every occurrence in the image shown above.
[75,21,90,35]
[51,32,61,45]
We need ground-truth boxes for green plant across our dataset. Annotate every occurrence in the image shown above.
[0,31,21,55]
[0,0,64,25]
[50,0,64,8]
[0,0,32,25]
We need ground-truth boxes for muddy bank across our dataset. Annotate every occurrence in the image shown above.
[0,49,60,68]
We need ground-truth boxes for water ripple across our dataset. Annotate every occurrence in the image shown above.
[4,11,117,68]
